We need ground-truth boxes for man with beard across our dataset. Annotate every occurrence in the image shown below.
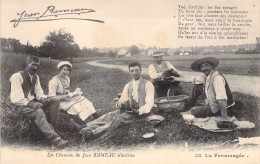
[174,57,235,120]
[9,56,69,149]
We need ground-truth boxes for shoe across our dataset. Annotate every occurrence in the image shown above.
[92,113,100,119]
[70,119,85,131]
[53,139,69,149]
[83,130,94,141]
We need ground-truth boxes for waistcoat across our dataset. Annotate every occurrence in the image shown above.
[20,70,37,98]
[128,77,148,108]
[153,61,168,73]
[205,70,234,113]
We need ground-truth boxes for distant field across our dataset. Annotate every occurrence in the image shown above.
[100,53,260,76]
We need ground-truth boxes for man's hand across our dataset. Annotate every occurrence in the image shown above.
[27,101,43,109]
[39,97,52,103]
[116,102,123,109]
[132,108,139,114]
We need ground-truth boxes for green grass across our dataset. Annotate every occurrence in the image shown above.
[1,53,259,150]
[99,53,260,76]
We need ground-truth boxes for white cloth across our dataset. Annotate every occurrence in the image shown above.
[205,70,227,101]
[59,96,96,121]
[148,61,179,79]
[10,72,47,106]
[181,112,255,132]
[48,75,96,121]
[117,79,154,115]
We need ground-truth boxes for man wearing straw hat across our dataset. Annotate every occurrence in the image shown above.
[80,61,155,140]
[176,57,235,119]
[8,56,69,149]
[148,51,181,98]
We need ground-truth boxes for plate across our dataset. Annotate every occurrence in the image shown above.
[146,115,165,122]
[142,132,155,140]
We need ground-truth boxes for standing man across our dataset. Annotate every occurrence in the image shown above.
[80,61,154,140]
[148,51,181,98]
[9,56,69,149]
[175,57,235,120]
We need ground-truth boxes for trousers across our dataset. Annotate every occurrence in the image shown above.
[14,98,61,141]
[152,80,182,98]
[80,110,148,137]
[186,84,204,108]
[188,84,238,118]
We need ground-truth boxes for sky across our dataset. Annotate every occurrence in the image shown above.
[1,0,260,49]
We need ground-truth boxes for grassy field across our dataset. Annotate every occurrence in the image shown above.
[99,53,260,76]
[1,53,259,150]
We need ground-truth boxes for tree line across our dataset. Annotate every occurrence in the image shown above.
[1,29,117,59]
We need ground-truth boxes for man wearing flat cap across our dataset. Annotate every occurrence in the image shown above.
[176,57,235,119]
[148,51,182,98]
[8,56,69,149]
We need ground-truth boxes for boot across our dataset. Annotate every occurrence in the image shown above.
[69,119,86,131]
[92,113,99,119]
[52,138,69,149]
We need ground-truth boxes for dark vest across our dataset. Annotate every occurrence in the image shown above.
[219,74,234,107]
[127,77,148,108]
[6,70,37,107]
[19,70,37,98]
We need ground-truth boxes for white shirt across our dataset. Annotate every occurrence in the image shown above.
[148,61,179,79]
[190,75,205,84]
[10,72,47,106]
[205,71,227,101]
[117,79,154,115]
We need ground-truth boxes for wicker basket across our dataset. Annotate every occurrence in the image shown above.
[155,89,189,112]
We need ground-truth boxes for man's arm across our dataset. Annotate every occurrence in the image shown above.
[218,100,228,119]
[148,64,163,79]
[213,75,228,119]
[10,73,43,108]
[34,75,47,100]
[116,83,129,108]
[166,61,180,75]
[10,73,31,106]
[138,81,154,115]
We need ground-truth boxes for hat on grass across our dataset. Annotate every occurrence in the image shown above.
[57,61,72,70]
[191,57,219,71]
[152,51,164,57]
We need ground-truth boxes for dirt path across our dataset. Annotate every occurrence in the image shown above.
[87,60,260,97]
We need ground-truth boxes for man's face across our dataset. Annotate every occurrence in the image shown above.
[129,66,141,80]
[26,61,40,75]
[200,62,214,76]
[153,56,163,64]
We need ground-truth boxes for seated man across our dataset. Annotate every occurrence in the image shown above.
[8,56,69,149]
[80,61,154,140]
[174,57,235,120]
[148,51,181,98]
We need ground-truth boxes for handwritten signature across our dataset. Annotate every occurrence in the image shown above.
[10,5,105,27]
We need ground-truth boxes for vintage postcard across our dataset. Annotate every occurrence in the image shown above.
[1,0,260,164]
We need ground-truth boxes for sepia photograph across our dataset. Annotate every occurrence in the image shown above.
[1,0,260,163]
